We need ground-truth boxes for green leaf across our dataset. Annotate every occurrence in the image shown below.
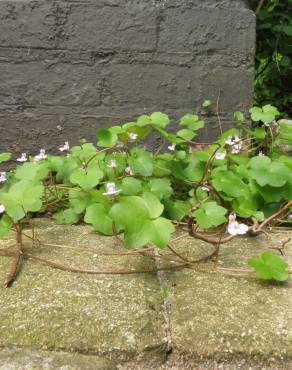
[251,127,266,139]
[164,199,191,220]
[84,203,116,235]
[0,152,11,164]
[232,196,263,220]
[0,215,13,238]
[202,100,211,107]
[54,208,80,225]
[15,162,49,181]
[128,148,153,177]
[180,114,204,130]
[193,201,227,229]
[142,192,164,219]
[168,161,188,181]
[234,111,245,122]
[212,170,249,198]
[282,25,292,36]
[150,112,170,128]
[184,161,205,182]
[70,167,103,191]
[147,217,175,249]
[153,158,171,177]
[194,151,210,162]
[249,105,280,123]
[0,180,44,221]
[177,129,196,141]
[137,114,152,127]
[96,129,118,148]
[71,143,98,161]
[121,177,143,195]
[248,156,291,187]
[109,196,150,232]
[256,183,290,203]
[248,251,289,282]
[148,178,173,199]
[53,156,79,184]
[68,189,97,214]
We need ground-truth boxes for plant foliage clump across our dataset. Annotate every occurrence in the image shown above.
[0,105,291,285]
[251,0,292,115]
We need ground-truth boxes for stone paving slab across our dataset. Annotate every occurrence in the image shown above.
[0,347,116,370]
[0,219,167,368]
[0,220,292,369]
[165,231,292,367]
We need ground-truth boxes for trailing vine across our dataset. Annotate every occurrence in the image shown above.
[0,103,291,287]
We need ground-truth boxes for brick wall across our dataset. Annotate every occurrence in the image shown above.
[0,0,255,155]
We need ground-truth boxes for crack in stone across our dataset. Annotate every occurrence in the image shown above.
[154,250,173,363]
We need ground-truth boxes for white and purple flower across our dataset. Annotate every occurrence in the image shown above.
[128,132,138,141]
[0,172,7,183]
[59,141,70,152]
[226,136,243,154]
[168,143,176,151]
[125,166,133,175]
[107,159,117,169]
[16,153,27,162]
[103,182,121,196]
[227,213,249,235]
[33,149,47,162]
[215,151,226,160]
[0,204,5,214]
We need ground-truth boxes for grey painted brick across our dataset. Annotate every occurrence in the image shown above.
[60,3,159,52]
[0,1,159,52]
[0,62,105,107]
[0,1,59,49]
[0,0,255,153]
[200,66,254,112]
[106,64,202,109]
[158,8,255,55]
[153,0,250,9]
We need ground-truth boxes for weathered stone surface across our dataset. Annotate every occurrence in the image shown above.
[1,220,291,368]
[0,0,255,155]
[165,231,292,365]
[0,220,167,367]
[0,347,116,370]
[158,8,255,54]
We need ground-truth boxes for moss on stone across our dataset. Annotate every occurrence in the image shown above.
[0,219,292,368]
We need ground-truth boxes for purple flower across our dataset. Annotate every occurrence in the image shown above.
[16,153,27,162]
[59,141,70,152]
[0,172,7,183]
[103,182,121,196]
[227,213,249,235]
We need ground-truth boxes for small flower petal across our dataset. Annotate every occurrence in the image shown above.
[0,172,7,183]
[33,149,47,162]
[227,219,249,236]
[107,159,117,168]
[215,152,226,160]
[59,141,70,152]
[125,166,133,175]
[237,223,249,235]
[103,182,121,196]
[228,213,237,222]
[0,204,5,213]
[128,132,138,141]
[16,153,27,162]
[225,137,234,146]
